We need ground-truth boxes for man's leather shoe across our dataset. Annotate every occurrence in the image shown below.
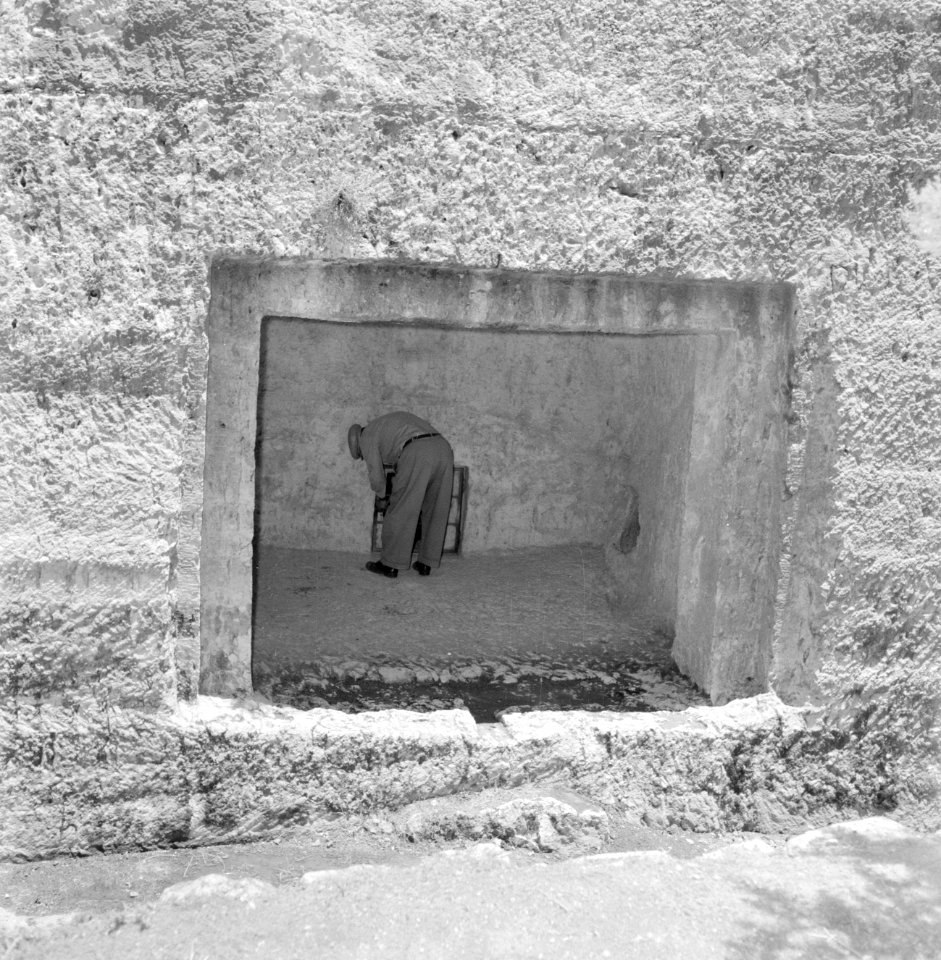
[412,561,431,576]
[365,560,397,578]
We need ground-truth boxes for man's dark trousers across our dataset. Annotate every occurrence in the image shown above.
[382,435,454,571]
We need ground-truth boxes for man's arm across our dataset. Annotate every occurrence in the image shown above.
[361,434,388,495]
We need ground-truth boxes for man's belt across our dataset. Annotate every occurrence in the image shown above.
[401,433,439,450]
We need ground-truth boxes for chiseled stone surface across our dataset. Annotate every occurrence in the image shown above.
[1,0,940,855]
[0,693,900,859]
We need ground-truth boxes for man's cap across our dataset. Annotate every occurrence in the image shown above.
[347,423,363,460]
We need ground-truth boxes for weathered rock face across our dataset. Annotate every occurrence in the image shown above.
[0,694,896,859]
[1,0,940,855]
[397,786,611,853]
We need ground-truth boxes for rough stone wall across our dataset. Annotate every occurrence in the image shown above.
[0,695,886,858]
[1,0,940,843]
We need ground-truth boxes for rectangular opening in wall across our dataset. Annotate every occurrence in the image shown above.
[200,261,793,707]
[249,317,711,719]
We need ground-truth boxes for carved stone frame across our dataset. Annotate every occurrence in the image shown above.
[198,258,794,704]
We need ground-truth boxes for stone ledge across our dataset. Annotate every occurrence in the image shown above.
[0,694,894,860]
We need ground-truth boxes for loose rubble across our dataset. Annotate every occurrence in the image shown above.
[254,653,708,721]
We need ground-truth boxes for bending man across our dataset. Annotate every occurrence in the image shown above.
[347,411,454,579]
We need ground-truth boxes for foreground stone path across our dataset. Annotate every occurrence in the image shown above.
[3,818,939,959]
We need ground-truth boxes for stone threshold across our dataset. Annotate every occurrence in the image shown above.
[1,693,870,860]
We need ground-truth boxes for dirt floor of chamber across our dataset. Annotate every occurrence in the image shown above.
[251,545,708,719]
